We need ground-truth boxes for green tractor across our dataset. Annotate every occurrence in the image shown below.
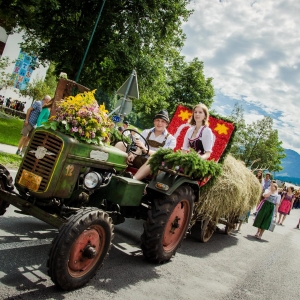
[0,126,199,290]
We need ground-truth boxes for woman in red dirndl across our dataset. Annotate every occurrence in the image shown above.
[277,186,295,225]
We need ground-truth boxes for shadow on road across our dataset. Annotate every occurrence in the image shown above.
[0,215,57,242]
[244,234,269,243]
[176,222,239,258]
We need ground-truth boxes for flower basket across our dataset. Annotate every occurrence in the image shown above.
[44,90,113,145]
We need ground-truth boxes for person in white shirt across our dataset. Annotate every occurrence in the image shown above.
[122,121,130,136]
[181,103,215,160]
[115,110,176,180]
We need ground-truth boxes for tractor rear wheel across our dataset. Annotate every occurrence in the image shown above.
[141,185,194,263]
[48,207,114,290]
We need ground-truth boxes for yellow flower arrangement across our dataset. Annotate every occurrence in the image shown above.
[44,90,113,145]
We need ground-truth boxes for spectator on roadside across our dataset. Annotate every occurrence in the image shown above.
[293,192,300,209]
[256,169,265,189]
[253,182,281,240]
[36,99,53,127]
[117,126,124,133]
[16,95,51,155]
[236,211,251,232]
[263,172,272,190]
[123,121,130,136]
[20,102,26,112]
[5,97,11,107]
[277,186,295,225]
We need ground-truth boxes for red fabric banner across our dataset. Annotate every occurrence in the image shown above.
[168,105,235,162]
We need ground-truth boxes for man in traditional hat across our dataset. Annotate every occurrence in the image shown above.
[115,109,176,180]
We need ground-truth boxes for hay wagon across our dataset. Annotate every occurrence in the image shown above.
[160,105,261,243]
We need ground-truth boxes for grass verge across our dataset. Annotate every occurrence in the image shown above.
[0,111,23,146]
[0,152,22,170]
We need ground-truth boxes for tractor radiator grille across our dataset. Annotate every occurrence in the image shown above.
[16,131,63,192]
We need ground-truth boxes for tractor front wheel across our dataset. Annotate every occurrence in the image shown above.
[0,164,14,216]
[48,207,114,290]
[141,185,194,263]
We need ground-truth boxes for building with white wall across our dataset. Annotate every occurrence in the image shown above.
[0,26,48,111]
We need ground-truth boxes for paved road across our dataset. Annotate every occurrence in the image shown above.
[1,170,300,300]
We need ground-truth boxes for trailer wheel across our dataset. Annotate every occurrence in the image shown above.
[199,218,215,243]
[0,164,13,216]
[141,185,194,263]
[48,207,114,290]
[225,215,237,235]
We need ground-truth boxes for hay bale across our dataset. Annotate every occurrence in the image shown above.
[193,154,262,224]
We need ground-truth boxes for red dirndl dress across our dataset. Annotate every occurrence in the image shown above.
[278,193,294,215]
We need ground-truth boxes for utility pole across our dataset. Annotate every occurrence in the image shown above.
[75,0,107,83]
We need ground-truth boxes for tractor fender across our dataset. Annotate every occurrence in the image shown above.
[147,171,200,198]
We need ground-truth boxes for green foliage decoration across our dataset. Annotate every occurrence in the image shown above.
[148,148,222,180]
[109,128,131,146]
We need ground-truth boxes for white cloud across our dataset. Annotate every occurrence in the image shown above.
[182,0,300,153]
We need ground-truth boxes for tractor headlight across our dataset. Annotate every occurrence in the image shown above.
[84,172,102,189]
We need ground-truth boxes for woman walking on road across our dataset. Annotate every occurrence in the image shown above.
[253,182,281,239]
[277,186,295,225]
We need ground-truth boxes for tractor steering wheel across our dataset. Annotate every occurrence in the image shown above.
[121,129,150,157]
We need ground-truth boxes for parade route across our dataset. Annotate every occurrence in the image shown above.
[1,190,300,299]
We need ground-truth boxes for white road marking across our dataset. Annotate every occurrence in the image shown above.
[0,239,52,251]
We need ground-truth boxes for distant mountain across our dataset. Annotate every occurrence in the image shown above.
[275,149,300,185]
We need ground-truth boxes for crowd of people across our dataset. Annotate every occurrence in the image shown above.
[0,95,26,112]
[249,169,300,239]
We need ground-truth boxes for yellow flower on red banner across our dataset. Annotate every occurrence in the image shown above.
[178,109,192,121]
[214,123,229,135]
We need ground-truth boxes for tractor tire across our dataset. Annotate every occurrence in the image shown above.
[141,185,194,263]
[47,207,114,290]
[199,218,215,243]
[0,164,14,216]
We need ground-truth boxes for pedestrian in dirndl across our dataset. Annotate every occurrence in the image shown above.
[277,186,295,225]
[253,182,281,239]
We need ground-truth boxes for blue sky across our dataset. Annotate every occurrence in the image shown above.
[181,0,300,154]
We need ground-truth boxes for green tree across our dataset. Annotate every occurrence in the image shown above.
[18,76,54,103]
[166,57,214,113]
[0,0,192,89]
[0,0,196,127]
[44,62,59,93]
[0,56,14,90]
[230,115,286,172]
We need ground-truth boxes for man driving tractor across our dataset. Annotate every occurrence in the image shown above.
[115,110,176,180]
